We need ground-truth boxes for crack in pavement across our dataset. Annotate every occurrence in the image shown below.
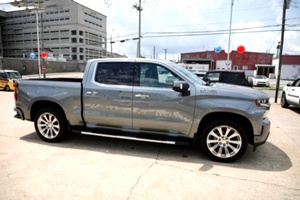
[127,147,163,200]
[0,134,20,139]
[6,149,63,178]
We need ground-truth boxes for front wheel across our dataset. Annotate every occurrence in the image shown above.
[199,120,248,163]
[281,93,289,108]
[34,108,69,142]
[4,85,10,91]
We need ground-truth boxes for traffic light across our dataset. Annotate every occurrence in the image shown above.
[41,51,48,59]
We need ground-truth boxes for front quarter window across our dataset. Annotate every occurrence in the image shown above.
[168,62,206,85]
[140,63,182,88]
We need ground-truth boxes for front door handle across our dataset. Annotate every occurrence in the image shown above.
[135,94,149,99]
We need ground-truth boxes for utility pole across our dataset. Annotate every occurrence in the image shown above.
[133,0,142,58]
[36,10,41,78]
[275,0,290,103]
[41,11,46,78]
[110,35,113,58]
[153,46,155,59]
[226,0,234,68]
[164,48,167,60]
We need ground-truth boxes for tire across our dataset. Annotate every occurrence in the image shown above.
[247,77,253,87]
[4,85,10,91]
[281,93,289,108]
[34,108,69,142]
[199,119,248,163]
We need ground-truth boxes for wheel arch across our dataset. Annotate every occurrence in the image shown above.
[30,101,66,122]
[4,85,11,91]
[195,112,254,145]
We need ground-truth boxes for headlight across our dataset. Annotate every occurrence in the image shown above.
[255,98,270,109]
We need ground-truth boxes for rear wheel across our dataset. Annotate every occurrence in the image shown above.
[199,119,248,163]
[4,85,10,91]
[34,108,69,142]
[281,93,289,108]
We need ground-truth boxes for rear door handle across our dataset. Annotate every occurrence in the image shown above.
[86,91,98,95]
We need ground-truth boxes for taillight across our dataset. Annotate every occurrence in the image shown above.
[14,82,18,101]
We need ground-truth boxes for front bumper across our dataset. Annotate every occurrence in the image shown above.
[253,117,271,151]
[254,82,269,87]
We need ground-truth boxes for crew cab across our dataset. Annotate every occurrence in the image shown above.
[14,58,271,162]
[281,77,300,109]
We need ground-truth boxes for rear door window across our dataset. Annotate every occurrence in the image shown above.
[95,62,138,86]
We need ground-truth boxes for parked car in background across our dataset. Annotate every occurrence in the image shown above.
[281,78,300,109]
[252,75,270,87]
[0,69,22,91]
[202,70,253,87]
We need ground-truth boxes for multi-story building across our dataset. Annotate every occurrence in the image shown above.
[0,0,114,61]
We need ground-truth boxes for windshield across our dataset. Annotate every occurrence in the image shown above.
[255,75,267,79]
[167,62,206,85]
[6,71,22,79]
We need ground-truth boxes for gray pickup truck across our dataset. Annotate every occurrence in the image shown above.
[14,58,271,162]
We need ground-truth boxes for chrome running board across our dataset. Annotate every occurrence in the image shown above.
[81,131,176,144]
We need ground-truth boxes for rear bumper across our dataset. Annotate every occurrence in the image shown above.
[14,107,25,120]
[253,117,271,150]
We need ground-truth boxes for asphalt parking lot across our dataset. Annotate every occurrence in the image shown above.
[1,80,300,199]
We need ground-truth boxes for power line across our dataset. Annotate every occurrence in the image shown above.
[144,24,282,35]
[108,25,299,43]
[142,29,298,39]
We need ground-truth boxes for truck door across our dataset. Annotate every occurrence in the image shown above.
[82,61,136,130]
[132,62,196,137]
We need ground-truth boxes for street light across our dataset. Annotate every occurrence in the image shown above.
[9,0,26,7]
[133,0,143,58]
[25,7,45,78]
[226,0,234,69]
[10,0,45,78]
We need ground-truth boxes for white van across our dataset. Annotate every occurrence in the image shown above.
[0,69,22,91]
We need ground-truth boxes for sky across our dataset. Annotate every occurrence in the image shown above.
[1,0,300,60]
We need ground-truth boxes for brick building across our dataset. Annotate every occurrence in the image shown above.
[181,50,274,77]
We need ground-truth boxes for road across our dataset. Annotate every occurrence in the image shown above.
[0,76,300,200]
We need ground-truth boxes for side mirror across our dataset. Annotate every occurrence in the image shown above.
[203,77,211,86]
[203,77,209,82]
[172,81,189,92]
